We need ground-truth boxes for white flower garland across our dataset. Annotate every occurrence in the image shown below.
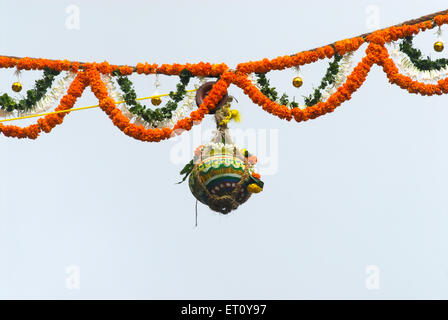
[101,74,204,129]
[388,42,448,82]
[0,71,77,119]
[320,52,354,103]
[388,26,448,82]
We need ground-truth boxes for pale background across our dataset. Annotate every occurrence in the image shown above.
[1,0,448,299]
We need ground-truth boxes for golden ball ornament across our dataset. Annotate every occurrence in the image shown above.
[292,76,303,88]
[434,41,444,52]
[12,82,22,92]
[151,96,162,106]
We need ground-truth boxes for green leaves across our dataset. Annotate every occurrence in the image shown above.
[177,160,194,184]
[304,53,342,107]
[255,53,343,109]
[256,73,279,102]
[114,68,193,126]
[399,36,448,71]
[0,67,61,112]
[256,72,298,108]
[179,69,193,85]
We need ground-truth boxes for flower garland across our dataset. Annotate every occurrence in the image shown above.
[113,69,193,127]
[399,36,448,71]
[387,33,448,82]
[87,65,231,142]
[254,73,299,108]
[0,11,448,141]
[0,71,87,139]
[101,73,201,129]
[304,53,343,106]
[319,52,354,103]
[232,53,374,122]
[0,71,76,119]
[0,67,61,113]
[390,42,448,81]
[252,52,353,110]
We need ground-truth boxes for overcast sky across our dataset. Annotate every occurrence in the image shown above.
[1,0,448,299]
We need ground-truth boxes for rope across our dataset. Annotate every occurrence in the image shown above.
[195,199,198,228]
[0,89,197,123]
[193,162,249,214]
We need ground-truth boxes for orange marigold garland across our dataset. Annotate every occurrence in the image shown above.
[0,56,79,73]
[86,66,231,142]
[232,51,374,122]
[377,44,445,95]
[1,10,448,141]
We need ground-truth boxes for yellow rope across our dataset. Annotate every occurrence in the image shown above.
[0,89,197,123]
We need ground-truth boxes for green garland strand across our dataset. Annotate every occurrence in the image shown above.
[113,68,193,126]
[0,67,61,112]
[255,73,299,108]
[304,53,342,107]
[255,53,343,108]
[399,36,448,71]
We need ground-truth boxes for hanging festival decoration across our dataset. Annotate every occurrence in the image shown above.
[11,81,22,92]
[434,26,445,52]
[292,76,303,88]
[1,9,448,213]
[1,68,61,113]
[151,96,162,106]
[11,70,22,93]
[179,97,264,214]
[151,74,162,106]
[434,41,444,52]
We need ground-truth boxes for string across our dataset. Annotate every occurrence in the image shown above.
[195,199,198,228]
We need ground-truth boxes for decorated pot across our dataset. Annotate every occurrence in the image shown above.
[188,151,252,214]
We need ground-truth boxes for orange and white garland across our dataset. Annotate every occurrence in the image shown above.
[1,11,448,141]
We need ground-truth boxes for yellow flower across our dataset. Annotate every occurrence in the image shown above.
[230,109,241,122]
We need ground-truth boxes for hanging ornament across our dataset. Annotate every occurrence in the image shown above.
[434,26,444,52]
[151,74,162,106]
[434,41,444,52]
[11,82,22,92]
[12,69,22,92]
[292,66,303,88]
[151,96,162,106]
[292,76,303,88]
[179,96,263,214]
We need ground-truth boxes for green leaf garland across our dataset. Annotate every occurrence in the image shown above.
[0,67,61,112]
[255,53,343,108]
[304,53,342,107]
[255,73,299,108]
[114,69,193,126]
[399,36,448,71]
